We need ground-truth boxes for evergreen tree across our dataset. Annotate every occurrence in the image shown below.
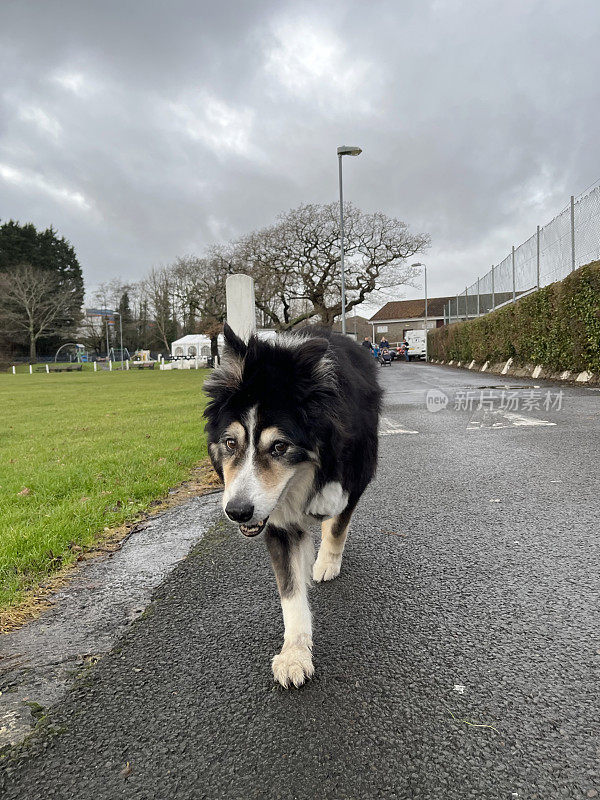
[0,220,84,355]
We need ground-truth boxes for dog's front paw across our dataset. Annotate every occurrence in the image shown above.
[312,551,342,582]
[272,642,314,688]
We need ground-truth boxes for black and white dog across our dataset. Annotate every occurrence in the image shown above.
[204,323,381,688]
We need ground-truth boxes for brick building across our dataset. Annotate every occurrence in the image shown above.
[368,297,451,344]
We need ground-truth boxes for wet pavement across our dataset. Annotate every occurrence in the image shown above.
[1,362,599,799]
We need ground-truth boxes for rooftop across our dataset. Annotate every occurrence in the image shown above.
[369,297,452,322]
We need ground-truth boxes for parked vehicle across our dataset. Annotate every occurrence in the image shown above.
[405,330,427,361]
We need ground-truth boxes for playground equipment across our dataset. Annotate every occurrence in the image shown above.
[54,342,89,363]
[108,347,131,362]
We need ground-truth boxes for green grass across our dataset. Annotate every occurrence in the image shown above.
[0,369,209,608]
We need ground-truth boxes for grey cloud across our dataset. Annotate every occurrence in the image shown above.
[1,0,599,305]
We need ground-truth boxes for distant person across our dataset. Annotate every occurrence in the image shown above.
[362,337,373,351]
[402,338,410,361]
[379,336,390,349]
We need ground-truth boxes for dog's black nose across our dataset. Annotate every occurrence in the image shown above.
[225,500,254,523]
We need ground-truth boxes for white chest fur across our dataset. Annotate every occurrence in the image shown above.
[306,481,349,519]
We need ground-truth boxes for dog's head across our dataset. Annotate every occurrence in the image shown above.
[204,324,337,536]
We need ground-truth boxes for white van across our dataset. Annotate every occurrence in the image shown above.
[405,330,426,361]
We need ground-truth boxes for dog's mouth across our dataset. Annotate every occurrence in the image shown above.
[239,518,268,537]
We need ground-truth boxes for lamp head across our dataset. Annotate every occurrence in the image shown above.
[337,145,362,156]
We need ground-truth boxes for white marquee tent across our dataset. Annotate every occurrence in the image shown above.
[170,334,222,361]
[169,330,277,368]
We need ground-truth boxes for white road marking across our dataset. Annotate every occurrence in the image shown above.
[467,411,556,429]
[379,416,419,436]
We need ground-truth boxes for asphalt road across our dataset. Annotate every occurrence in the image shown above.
[1,362,599,799]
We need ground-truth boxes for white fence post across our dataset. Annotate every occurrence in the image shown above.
[226,274,256,341]
[109,360,112,372]
[94,361,97,372]
[29,364,32,374]
[126,359,129,370]
[45,364,49,374]
[12,365,16,375]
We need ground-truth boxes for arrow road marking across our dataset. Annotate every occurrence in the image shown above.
[467,411,557,429]
[379,416,419,436]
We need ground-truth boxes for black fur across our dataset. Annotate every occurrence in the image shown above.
[265,524,304,598]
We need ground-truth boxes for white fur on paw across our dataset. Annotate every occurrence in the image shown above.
[272,643,314,688]
[312,553,342,582]
[307,481,348,518]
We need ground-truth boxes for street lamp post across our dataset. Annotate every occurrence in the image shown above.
[337,145,362,335]
[113,311,124,369]
[412,262,428,362]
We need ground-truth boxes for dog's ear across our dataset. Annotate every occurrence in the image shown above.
[223,322,247,358]
[294,337,330,372]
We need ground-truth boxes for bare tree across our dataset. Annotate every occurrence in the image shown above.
[169,251,234,358]
[234,202,429,329]
[0,264,78,360]
[144,266,178,352]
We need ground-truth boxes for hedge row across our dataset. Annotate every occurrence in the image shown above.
[428,260,600,373]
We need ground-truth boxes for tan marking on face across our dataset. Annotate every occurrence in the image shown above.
[225,421,245,445]
[220,421,246,488]
[255,455,295,494]
[222,459,239,487]
[258,426,284,451]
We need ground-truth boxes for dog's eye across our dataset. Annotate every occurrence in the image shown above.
[225,438,237,452]
[272,441,289,457]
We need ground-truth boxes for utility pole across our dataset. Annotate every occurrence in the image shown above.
[536,225,541,289]
[337,145,362,334]
[571,195,576,272]
[512,246,516,303]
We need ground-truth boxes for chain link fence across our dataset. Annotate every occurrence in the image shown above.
[444,183,600,323]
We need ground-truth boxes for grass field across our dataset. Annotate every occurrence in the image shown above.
[0,369,209,609]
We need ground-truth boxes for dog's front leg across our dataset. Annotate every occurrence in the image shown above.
[265,524,314,688]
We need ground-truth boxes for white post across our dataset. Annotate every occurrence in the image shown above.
[45,364,49,374]
[109,360,112,372]
[29,364,32,374]
[126,359,129,370]
[12,365,16,375]
[226,274,256,341]
[94,361,97,372]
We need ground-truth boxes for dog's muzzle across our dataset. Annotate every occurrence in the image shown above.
[239,518,269,537]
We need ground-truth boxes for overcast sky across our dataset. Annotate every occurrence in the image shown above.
[1,0,599,311]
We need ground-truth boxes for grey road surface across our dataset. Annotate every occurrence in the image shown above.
[1,362,599,799]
